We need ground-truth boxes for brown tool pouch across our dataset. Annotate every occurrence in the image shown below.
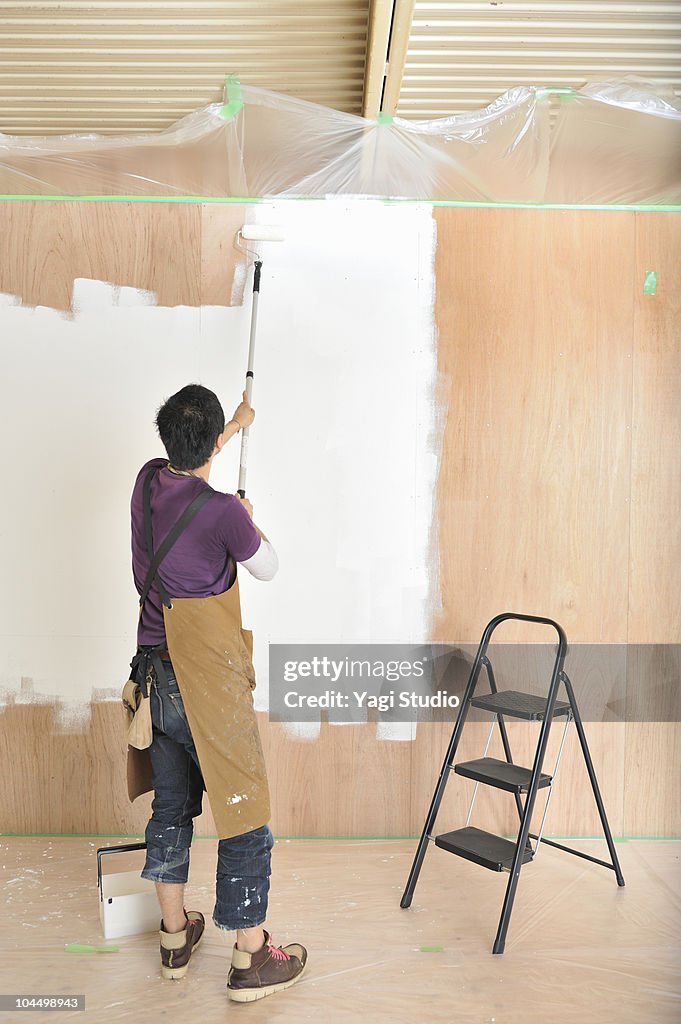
[121,678,153,749]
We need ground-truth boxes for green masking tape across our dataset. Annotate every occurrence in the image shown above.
[643,270,658,294]
[0,197,680,211]
[376,111,394,125]
[220,73,244,120]
[65,943,119,953]
[536,86,577,102]
[2,831,678,840]
[420,945,444,952]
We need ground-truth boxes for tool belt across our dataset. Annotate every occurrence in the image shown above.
[121,644,171,750]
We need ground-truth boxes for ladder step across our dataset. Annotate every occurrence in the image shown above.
[454,757,552,793]
[470,689,570,720]
[435,826,533,872]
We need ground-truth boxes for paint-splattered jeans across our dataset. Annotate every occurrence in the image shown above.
[137,658,274,930]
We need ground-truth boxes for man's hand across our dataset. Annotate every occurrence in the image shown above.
[232,391,255,430]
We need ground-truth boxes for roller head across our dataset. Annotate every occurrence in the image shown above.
[240,225,285,242]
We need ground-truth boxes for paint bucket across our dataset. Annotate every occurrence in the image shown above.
[97,842,160,939]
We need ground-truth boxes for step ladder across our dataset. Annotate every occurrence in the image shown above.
[401,612,625,954]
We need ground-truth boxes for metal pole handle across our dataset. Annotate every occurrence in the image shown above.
[237,260,262,499]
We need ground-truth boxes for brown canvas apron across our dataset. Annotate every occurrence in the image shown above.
[126,465,270,841]
[162,580,270,839]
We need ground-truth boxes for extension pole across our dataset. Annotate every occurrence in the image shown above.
[237,259,262,499]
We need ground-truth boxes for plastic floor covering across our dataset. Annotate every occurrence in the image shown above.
[0,836,678,1023]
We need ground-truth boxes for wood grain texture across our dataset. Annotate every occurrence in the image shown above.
[0,702,655,837]
[200,204,248,306]
[262,717,413,837]
[628,213,681,643]
[433,207,635,644]
[428,206,679,839]
[624,723,681,837]
[0,200,247,310]
[624,216,681,834]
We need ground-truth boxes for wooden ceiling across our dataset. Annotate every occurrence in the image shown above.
[1,1,679,134]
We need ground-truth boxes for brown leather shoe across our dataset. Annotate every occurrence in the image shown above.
[159,909,205,980]
[227,930,307,1002]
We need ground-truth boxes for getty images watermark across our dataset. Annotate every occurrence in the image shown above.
[269,644,465,722]
[268,643,681,723]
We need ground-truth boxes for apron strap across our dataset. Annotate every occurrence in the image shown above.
[139,466,216,610]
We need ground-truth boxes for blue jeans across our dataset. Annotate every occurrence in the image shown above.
[136,658,273,930]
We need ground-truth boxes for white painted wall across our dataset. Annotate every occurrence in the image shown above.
[0,201,439,730]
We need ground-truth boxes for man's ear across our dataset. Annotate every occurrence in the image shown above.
[214,432,225,454]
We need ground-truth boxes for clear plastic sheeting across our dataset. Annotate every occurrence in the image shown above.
[0,105,243,200]
[1,836,679,1023]
[234,84,551,202]
[547,82,681,205]
[0,79,680,205]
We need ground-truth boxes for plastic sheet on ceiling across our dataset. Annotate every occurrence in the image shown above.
[0,79,679,205]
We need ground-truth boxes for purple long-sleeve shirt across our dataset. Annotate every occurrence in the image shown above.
[131,458,261,646]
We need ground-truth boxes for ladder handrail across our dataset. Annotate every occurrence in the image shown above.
[476,611,568,662]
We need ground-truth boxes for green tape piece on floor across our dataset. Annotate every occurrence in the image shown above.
[65,943,119,953]
[420,946,444,952]
[643,270,658,294]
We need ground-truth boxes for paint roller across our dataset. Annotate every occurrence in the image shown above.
[234,224,285,498]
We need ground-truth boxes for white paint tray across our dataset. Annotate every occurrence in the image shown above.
[97,842,160,940]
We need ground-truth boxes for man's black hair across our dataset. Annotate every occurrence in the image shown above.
[155,384,225,470]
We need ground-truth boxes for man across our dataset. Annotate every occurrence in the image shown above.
[129,383,307,1002]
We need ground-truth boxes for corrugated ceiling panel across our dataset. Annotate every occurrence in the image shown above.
[397,1,681,120]
[0,1,370,134]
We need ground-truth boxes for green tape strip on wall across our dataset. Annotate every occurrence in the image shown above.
[643,270,658,294]
[0,196,680,211]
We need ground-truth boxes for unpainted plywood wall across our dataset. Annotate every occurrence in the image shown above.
[433,207,681,646]
[430,207,680,839]
[0,201,678,839]
[0,201,245,311]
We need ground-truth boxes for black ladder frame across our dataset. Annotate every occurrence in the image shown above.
[400,612,625,954]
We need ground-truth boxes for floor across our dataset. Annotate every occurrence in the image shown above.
[0,836,679,1023]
